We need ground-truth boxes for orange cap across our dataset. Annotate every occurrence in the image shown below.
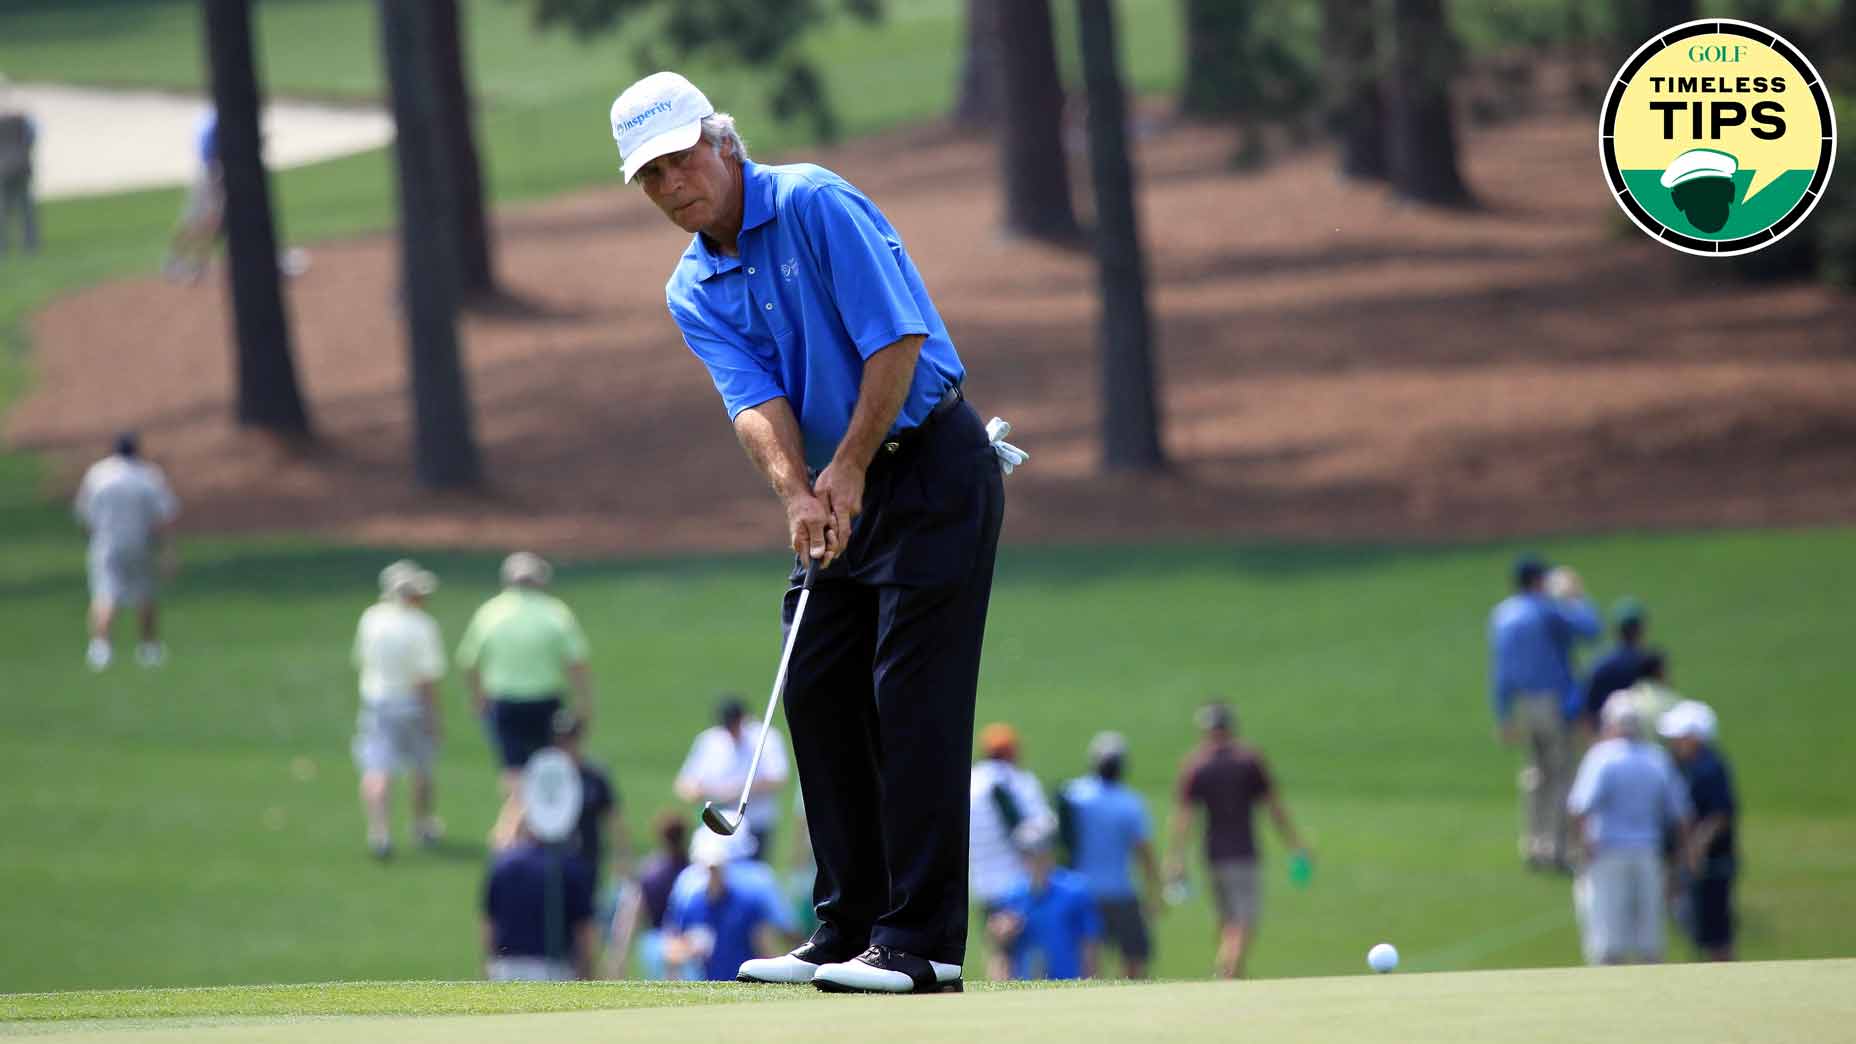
[980,722,1019,758]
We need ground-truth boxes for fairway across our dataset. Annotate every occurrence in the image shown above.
[6,961,1853,1042]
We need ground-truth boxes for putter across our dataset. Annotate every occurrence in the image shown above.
[702,556,821,837]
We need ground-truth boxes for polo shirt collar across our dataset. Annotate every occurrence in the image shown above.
[691,161,775,282]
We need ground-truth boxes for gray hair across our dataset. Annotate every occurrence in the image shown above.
[701,112,748,163]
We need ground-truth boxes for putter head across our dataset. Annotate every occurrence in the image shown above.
[700,802,739,836]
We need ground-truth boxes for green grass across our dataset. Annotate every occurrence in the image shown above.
[1,474,1852,992]
[5,963,1854,1042]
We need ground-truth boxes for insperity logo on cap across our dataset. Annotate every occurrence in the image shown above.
[610,71,715,183]
[1601,19,1836,257]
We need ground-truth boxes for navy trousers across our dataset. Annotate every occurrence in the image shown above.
[781,399,1004,965]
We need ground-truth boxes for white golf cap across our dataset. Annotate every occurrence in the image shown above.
[689,825,751,868]
[1601,694,1642,733]
[379,559,438,599]
[1660,148,1738,189]
[501,551,552,587]
[1658,699,1719,742]
[611,71,714,183]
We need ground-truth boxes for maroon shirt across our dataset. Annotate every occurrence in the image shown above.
[1177,740,1274,863]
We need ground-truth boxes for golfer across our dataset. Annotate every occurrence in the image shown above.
[352,559,447,859]
[612,70,1013,994]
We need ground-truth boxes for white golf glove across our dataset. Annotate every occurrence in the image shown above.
[986,417,1029,476]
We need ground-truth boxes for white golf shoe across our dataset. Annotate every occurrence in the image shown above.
[86,639,112,672]
[737,941,846,984]
[812,945,962,994]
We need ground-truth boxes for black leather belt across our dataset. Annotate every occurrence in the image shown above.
[879,384,963,457]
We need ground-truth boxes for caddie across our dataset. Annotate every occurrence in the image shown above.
[609,70,1025,995]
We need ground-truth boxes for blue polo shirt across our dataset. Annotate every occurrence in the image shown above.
[1582,643,1650,725]
[1060,775,1151,900]
[998,868,1100,980]
[666,161,965,471]
[665,879,783,981]
[1488,592,1600,722]
[1567,737,1691,853]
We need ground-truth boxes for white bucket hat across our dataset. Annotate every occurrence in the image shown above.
[611,71,714,183]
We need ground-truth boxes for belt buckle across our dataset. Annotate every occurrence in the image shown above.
[883,441,900,454]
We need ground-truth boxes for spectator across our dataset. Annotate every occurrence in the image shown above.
[968,722,1052,980]
[987,819,1101,980]
[1659,700,1738,962]
[1581,599,1652,735]
[482,821,598,981]
[1567,698,1693,965]
[351,559,446,859]
[664,828,791,981]
[74,432,180,671]
[162,108,223,283]
[1489,553,1601,870]
[0,86,39,256]
[607,813,690,979]
[1167,702,1308,980]
[674,694,790,859]
[457,552,593,794]
[1617,651,1682,739]
[1058,731,1161,978]
[554,711,621,882]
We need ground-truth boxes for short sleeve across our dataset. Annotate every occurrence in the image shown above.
[1567,750,1601,816]
[148,466,180,523]
[556,602,590,663]
[418,615,447,681]
[797,183,929,358]
[671,299,784,421]
[1178,761,1202,806]
[675,734,709,790]
[758,728,790,783]
[455,609,484,670]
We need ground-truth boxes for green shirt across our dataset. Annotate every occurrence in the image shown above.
[456,589,589,699]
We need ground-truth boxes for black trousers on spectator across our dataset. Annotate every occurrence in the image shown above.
[781,399,1004,966]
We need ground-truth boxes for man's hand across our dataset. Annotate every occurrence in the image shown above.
[1546,566,1584,600]
[811,460,866,566]
[784,490,831,562]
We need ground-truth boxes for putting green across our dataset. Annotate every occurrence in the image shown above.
[7,960,1851,1043]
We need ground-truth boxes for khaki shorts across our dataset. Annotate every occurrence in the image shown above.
[89,544,157,608]
[1210,859,1261,927]
[352,695,434,775]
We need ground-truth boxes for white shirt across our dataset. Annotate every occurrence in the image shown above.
[353,600,446,704]
[74,455,179,551]
[676,724,790,830]
[968,759,1052,902]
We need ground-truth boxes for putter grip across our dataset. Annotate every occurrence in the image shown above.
[802,556,822,590]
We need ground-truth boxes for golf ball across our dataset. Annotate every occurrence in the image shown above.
[1367,942,1398,973]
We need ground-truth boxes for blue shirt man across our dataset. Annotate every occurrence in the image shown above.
[666,160,965,473]
[665,860,787,981]
[994,847,1102,980]
[615,71,1006,993]
[1580,599,1650,729]
[1488,557,1601,724]
[1567,734,1692,853]
[1061,773,1152,900]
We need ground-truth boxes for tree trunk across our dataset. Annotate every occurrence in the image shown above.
[1321,0,1386,180]
[203,0,311,435]
[951,0,1004,129]
[1178,0,1253,119]
[380,0,482,488]
[1077,0,1164,473]
[1384,0,1471,206]
[426,0,497,304]
[997,0,1080,241]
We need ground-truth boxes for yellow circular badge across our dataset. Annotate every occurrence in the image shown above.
[1601,19,1836,257]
